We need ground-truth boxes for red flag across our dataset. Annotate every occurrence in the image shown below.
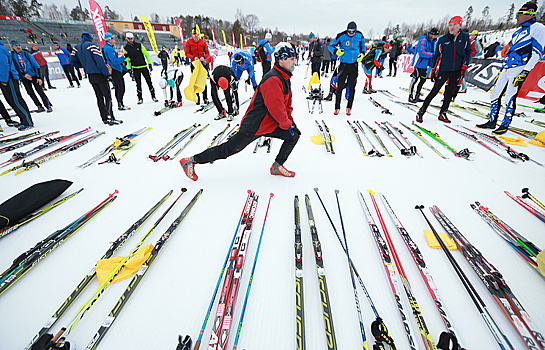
[244,34,247,48]
[175,17,185,46]
[88,0,107,48]
[232,31,235,48]
[210,26,217,49]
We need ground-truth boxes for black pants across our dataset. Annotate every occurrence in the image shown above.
[190,62,208,102]
[89,74,114,122]
[161,61,168,76]
[322,60,331,74]
[21,77,50,109]
[0,99,10,121]
[62,64,79,86]
[211,80,239,114]
[421,70,461,114]
[389,57,398,75]
[335,62,358,109]
[194,126,300,166]
[39,65,52,87]
[330,59,336,72]
[311,61,321,75]
[0,78,32,126]
[262,61,271,78]
[408,68,427,98]
[133,67,155,100]
[111,69,125,107]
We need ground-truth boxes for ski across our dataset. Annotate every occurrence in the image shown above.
[294,196,305,350]
[85,189,203,350]
[429,105,470,121]
[526,119,545,128]
[171,124,209,159]
[25,190,173,349]
[346,120,369,156]
[362,120,392,157]
[358,191,420,350]
[450,104,488,120]
[444,125,516,163]
[377,121,412,157]
[411,123,471,160]
[390,99,421,113]
[0,131,41,145]
[304,194,337,350]
[151,125,195,159]
[369,96,392,114]
[522,188,545,211]
[208,124,231,149]
[354,120,383,157]
[314,120,330,153]
[0,188,83,239]
[377,89,398,98]
[504,191,545,224]
[150,124,198,161]
[386,121,423,157]
[429,206,544,350]
[0,190,117,297]
[0,131,60,154]
[98,127,152,165]
[399,122,447,159]
[0,127,92,168]
[11,131,105,175]
[321,120,334,154]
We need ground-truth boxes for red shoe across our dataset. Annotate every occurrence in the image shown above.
[179,157,198,181]
[438,112,451,123]
[175,101,182,108]
[416,109,424,123]
[270,162,295,177]
[346,108,351,116]
[334,109,340,115]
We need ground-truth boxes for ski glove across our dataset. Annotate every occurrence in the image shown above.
[336,49,344,57]
[148,64,153,71]
[245,78,251,85]
[458,65,468,84]
[356,53,364,62]
[288,122,301,136]
[513,70,529,88]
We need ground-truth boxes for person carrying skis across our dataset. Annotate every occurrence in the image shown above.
[210,65,238,121]
[102,32,129,111]
[361,42,391,94]
[408,28,439,103]
[179,42,300,181]
[159,66,184,108]
[184,28,211,105]
[10,40,52,113]
[124,32,158,104]
[71,32,122,125]
[256,33,274,77]
[416,16,471,124]
[477,2,545,135]
[328,21,366,116]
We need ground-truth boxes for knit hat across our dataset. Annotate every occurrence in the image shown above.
[471,30,478,36]
[234,54,244,65]
[265,32,272,40]
[31,42,38,47]
[81,32,93,41]
[449,16,463,26]
[126,32,134,39]
[218,77,229,90]
[309,32,315,39]
[287,36,292,41]
[347,21,357,33]
[274,42,296,60]
[383,43,392,50]
[104,32,114,41]
[53,41,59,46]
[429,27,440,35]
[518,2,537,15]
[10,40,20,47]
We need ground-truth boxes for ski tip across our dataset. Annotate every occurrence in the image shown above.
[181,188,188,192]
[368,190,375,195]
[335,189,340,194]
[415,204,424,210]
[313,187,319,192]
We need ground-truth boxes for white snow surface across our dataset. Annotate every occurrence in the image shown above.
[1,54,545,350]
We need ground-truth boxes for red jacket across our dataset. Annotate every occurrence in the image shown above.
[184,38,209,61]
[240,64,293,135]
[30,49,47,67]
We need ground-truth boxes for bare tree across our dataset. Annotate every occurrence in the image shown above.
[245,14,260,33]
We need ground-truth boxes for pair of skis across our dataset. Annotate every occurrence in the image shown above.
[377,121,422,157]
[149,124,199,161]
[253,136,272,153]
[505,190,545,224]
[399,122,447,159]
[315,120,334,154]
[411,123,472,160]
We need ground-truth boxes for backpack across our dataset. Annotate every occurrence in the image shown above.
[255,43,267,62]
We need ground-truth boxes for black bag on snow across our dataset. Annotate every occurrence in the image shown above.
[0,179,72,230]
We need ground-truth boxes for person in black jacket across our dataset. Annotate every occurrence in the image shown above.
[123,32,157,104]
[416,16,472,123]
[387,37,401,77]
[308,32,323,75]
[210,65,239,121]
[158,46,169,76]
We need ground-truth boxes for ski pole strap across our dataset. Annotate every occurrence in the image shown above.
[437,331,459,350]
[371,317,395,348]
[455,148,472,159]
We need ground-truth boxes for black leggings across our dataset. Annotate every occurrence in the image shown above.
[89,74,114,122]
[0,78,32,126]
[421,70,462,114]
[111,69,126,106]
[335,62,358,109]
[194,126,300,165]
[62,64,79,86]
[21,77,50,109]
[408,68,427,98]
[39,65,52,87]
[133,67,155,99]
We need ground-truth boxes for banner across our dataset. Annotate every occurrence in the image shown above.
[397,54,414,74]
[175,18,185,46]
[240,34,243,49]
[465,57,503,91]
[195,24,201,35]
[89,0,107,48]
[210,26,217,48]
[0,15,23,21]
[244,34,247,48]
[141,16,158,54]
[222,30,227,47]
[232,31,235,47]
[519,62,545,101]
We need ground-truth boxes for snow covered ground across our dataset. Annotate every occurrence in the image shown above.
[1,54,544,350]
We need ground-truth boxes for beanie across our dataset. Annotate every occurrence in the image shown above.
[429,27,440,35]
[218,77,229,90]
[274,42,296,61]
[234,54,244,65]
[347,21,357,31]
[10,40,20,47]
[449,16,463,26]
[518,2,537,15]
[309,32,315,39]
[104,32,114,41]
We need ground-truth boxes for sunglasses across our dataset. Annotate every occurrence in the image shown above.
[347,29,356,34]
[516,10,536,16]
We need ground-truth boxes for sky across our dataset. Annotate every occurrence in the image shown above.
[44,0,528,38]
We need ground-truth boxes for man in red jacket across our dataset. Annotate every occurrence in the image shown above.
[29,43,55,90]
[180,42,300,181]
[184,28,210,104]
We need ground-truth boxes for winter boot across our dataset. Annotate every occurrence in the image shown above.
[176,335,192,350]
[492,125,509,135]
[46,106,53,113]
[362,87,370,94]
[368,87,377,93]
[270,162,295,177]
[137,99,143,104]
[334,109,340,115]
[214,110,227,120]
[152,96,158,102]
[346,108,351,116]
[416,109,424,123]
[175,101,182,108]
[324,92,333,101]
[180,156,198,181]
[36,106,46,113]
[5,119,18,127]
[438,112,451,123]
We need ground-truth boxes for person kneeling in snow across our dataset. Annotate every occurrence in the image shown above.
[180,43,300,181]
[159,67,184,108]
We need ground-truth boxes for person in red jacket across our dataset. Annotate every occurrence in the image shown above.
[180,42,300,181]
[29,43,55,90]
[184,28,210,104]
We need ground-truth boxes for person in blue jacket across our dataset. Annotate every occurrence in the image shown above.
[53,42,80,88]
[417,16,471,123]
[328,21,366,115]
[231,51,257,90]
[257,33,274,77]
[71,32,121,125]
[0,40,33,130]
[102,32,129,111]
[11,40,52,113]
[408,28,439,103]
